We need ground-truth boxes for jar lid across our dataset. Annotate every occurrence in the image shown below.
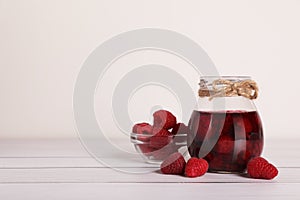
[198,77,259,100]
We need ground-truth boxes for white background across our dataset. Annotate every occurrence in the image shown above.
[1,0,299,139]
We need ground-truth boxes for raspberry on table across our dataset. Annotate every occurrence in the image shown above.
[247,157,278,179]
[184,157,209,178]
[153,110,177,130]
[160,152,186,175]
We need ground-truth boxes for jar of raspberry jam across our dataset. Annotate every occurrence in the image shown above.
[188,76,263,173]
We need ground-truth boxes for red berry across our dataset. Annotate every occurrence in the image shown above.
[138,125,152,135]
[171,123,190,135]
[153,110,177,129]
[246,140,263,158]
[239,116,252,133]
[132,123,153,142]
[149,128,173,149]
[139,126,154,142]
[214,135,234,154]
[138,125,153,135]
[152,127,172,137]
[247,157,268,178]
[261,164,278,180]
[247,157,278,179]
[132,123,151,134]
[185,158,208,178]
[220,114,233,136]
[197,112,212,140]
[149,136,172,149]
[233,115,253,140]
[160,152,186,175]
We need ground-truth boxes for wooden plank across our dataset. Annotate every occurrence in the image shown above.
[0,183,299,200]
[0,139,299,168]
[0,139,298,200]
[0,157,155,168]
[0,167,297,183]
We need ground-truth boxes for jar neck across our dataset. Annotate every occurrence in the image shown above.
[197,96,257,112]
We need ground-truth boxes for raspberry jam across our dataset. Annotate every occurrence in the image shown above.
[188,110,263,173]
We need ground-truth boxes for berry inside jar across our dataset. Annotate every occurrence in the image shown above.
[188,110,263,173]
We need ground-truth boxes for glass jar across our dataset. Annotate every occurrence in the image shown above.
[188,76,263,173]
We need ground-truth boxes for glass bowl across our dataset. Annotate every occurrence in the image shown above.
[130,132,187,164]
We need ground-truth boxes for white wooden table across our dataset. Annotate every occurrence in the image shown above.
[0,138,299,200]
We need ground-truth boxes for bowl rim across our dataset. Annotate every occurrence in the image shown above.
[130,132,187,145]
[130,132,187,137]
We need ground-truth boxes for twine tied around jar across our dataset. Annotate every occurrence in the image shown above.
[198,79,259,100]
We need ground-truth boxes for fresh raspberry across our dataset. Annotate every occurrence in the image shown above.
[132,122,149,133]
[247,157,268,178]
[261,164,279,180]
[153,110,177,129]
[138,125,152,135]
[132,123,153,142]
[184,157,208,178]
[160,152,186,175]
[171,123,190,135]
[149,128,173,148]
[149,136,172,149]
[132,123,152,134]
[247,157,278,179]
[152,127,172,137]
